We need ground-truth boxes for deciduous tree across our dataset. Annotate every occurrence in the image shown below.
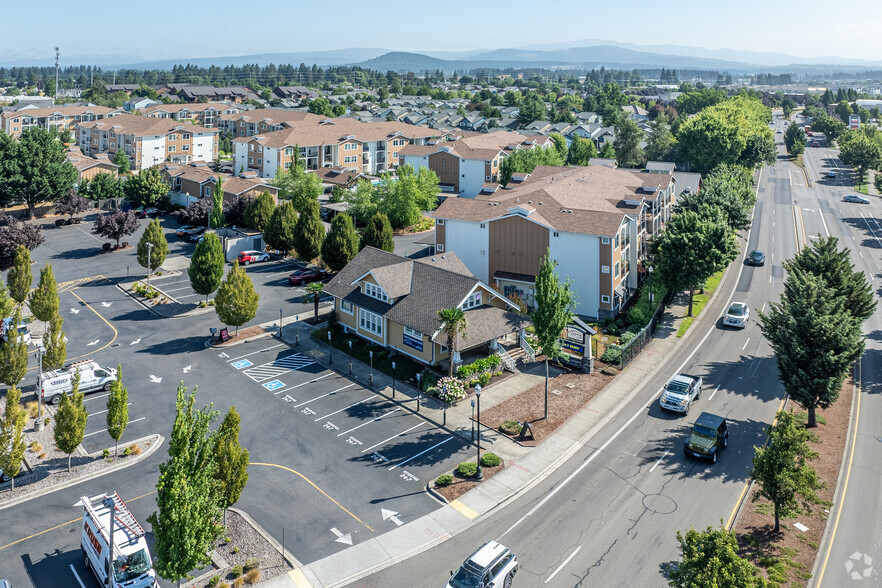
[839,132,882,185]
[93,208,138,247]
[176,197,215,229]
[676,164,756,232]
[210,176,225,229]
[784,122,806,156]
[54,371,88,472]
[214,261,259,335]
[294,197,324,262]
[106,364,129,458]
[361,212,394,252]
[0,385,27,490]
[213,406,249,524]
[7,245,32,305]
[378,165,440,229]
[55,190,90,221]
[124,166,169,208]
[112,149,130,174]
[264,200,297,254]
[644,113,676,162]
[599,142,616,159]
[613,117,645,168]
[566,136,598,166]
[29,264,59,323]
[188,232,225,304]
[668,524,767,588]
[499,146,564,186]
[137,218,169,274]
[322,213,359,271]
[0,308,28,386]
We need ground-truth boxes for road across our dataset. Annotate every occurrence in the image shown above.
[355,115,881,587]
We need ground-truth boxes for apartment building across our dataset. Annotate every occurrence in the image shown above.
[218,109,324,137]
[76,114,218,171]
[140,102,242,128]
[66,147,119,181]
[159,162,279,207]
[1,106,121,138]
[233,118,448,178]
[399,131,554,197]
[432,165,678,319]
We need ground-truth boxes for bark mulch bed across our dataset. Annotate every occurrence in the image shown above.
[734,379,853,587]
[433,462,505,503]
[212,325,272,346]
[477,370,615,446]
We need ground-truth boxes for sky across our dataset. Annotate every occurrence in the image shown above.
[2,0,881,65]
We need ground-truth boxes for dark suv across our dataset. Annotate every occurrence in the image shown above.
[683,412,728,463]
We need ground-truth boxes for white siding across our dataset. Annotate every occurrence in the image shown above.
[443,219,489,283]
[459,159,486,198]
[234,143,248,174]
[192,133,215,164]
[549,231,600,318]
[140,136,166,169]
[263,147,279,178]
[403,154,429,174]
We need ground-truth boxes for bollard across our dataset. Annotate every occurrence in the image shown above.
[417,393,420,413]
[295,334,300,346]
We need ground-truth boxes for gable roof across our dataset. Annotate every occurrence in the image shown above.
[233,118,446,150]
[77,113,217,137]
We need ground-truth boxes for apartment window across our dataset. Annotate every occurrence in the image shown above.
[462,291,482,309]
[204,187,212,197]
[614,262,620,277]
[248,157,253,164]
[183,133,190,140]
[363,282,388,302]
[109,143,115,149]
[480,223,486,229]
[260,124,267,130]
[340,300,354,314]
[284,148,293,156]
[256,145,262,153]
[183,145,190,151]
[601,295,611,304]
[359,308,383,336]
[601,236,610,245]
[169,134,177,141]
[553,231,559,237]
[257,158,262,165]
[109,132,116,138]
[614,234,620,249]
[404,326,422,339]
[436,244,444,252]
[284,161,292,169]
[168,146,176,153]
[249,144,254,151]
[344,155,357,164]
[436,219,444,225]
[601,265,611,274]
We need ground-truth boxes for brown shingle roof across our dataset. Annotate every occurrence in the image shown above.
[77,114,217,137]
[234,118,446,149]
[160,163,275,196]
[2,105,119,120]
[363,261,414,298]
[430,306,530,348]
[141,102,237,115]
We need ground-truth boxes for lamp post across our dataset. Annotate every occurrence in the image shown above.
[391,361,396,399]
[327,331,333,365]
[475,384,483,480]
[279,308,283,337]
[146,242,154,291]
[647,266,654,315]
[442,384,448,426]
[369,350,374,388]
[470,399,475,442]
[35,345,44,424]
[415,373,421,412]
[102,496,116,587]
[348,340,353,375]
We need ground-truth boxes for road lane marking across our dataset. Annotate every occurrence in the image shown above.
[227,343,285,362]
[69,564,87,588]
[273,372,334,395]
[66,289,118,360]
[545,545,582,584]
[362,422,427,453]
[389,437,455,470]
[293,383,356,407]
[708,385,721,402]
[818,207,830,237]
[83,417,146,437]
[314,395,377,421]
[337,407,401,436]
[649,450,670,473]
[742,338,750,351]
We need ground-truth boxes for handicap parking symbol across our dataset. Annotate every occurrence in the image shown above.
[263,380,285,391]
[231,360,253,369]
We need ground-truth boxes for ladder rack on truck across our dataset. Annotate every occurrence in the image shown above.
[82,492,145,549]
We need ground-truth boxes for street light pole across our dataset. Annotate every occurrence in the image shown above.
[475,384,483,480]
[415,374,421,412]
[391,361,396,399]
[327,331,333,365]
[146,242,154,291]
[648,266,654,316]
[348,340,353,375]
[369,351,373,388]
[36,346,43,421]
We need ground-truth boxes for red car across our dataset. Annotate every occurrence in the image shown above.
[288,269,327,286]
[237,250,270,265]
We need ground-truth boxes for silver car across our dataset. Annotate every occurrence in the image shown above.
[447,541,518,588]
[723,302,749,329]
[843,194,870,204]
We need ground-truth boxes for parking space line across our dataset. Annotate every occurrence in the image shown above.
[248,262,299,273]
[163,286,194,293]
[273,373,334,395]
[83,393,110,402]
[337,407,401,437]
[176,294,201,299]
[388,436,454,470]
[89,402,132,417]
[227,343,286,362]
[293,383,356,407]
[314,395,377,421]
[361,422,426,453]
[83,417,146,437]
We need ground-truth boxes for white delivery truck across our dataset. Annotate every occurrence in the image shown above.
[80,492,158,588]
[40,359,117,405]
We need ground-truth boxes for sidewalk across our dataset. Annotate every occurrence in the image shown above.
[262,294,694,588]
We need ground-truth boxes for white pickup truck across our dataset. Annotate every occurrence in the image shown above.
[659,373,703,414]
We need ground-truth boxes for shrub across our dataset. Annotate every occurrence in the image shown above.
[232,578,244,588]
[123,446,132,456]
[29,441,42,453]
[601,366,619,376]
[127,443,142,456]
[243,559,260,573]
[600,344,622,364]
[102,448,111,459]
[231,565,243,578]
[478,372,491,387]
[457,462,478,478]
[244,569,261,585]
[208,577,221,587]
[620,331,638,346]
[493,371,503,377]
[25,401,39,418]
[437,377,467,403]
[500,420,522,435]
[435,474,454,487]
[102,242,112,251]
[419,371,440,392]
[218,583,230,588]
[38,452,47,459]
[44,417,50,425]
[481,453,501,467]
[121,241,129,248]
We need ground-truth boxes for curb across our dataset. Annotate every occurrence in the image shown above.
[0,434,164,512]
[230,507,304,569]
[205,330,275,349]
[425,482,449,505]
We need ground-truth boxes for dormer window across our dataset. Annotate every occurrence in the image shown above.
[364,282,388,302]
[462,291,482,309]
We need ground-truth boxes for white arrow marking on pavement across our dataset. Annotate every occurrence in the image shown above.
[130,338,141,345]
[87,340,99,346]
[330,528,352,545]
[101,301,112,307]
[182,365,192,373]
[149,375,162,383]
[381,509,403,526]
[69,308,80,314]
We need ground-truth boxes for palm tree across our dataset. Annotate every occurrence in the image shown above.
[437,307,468,377]
[303,282,324,322]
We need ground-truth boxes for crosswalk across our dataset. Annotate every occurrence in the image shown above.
[242,353,314,382]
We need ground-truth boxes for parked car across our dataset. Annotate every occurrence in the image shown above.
[746,250,765,266]
[447,541,518,588]
[827,171,837,178]
[0,317,31,346]
[176,225,196,237]
[238,250,271,265]
[684,412,729,463]
[723,302,750,328]
[811,141,820,147]
[288,269,327,286]
[138,207,161,218]
[843,194,870,204]
[187,228,208,243]
[40,360,117,405]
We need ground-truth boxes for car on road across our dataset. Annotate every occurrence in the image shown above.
[138,207,161,218]
[747,250,765,266]
[827,171,837,178]
[238,250,271,265]
[659,373,703,414]
[288,268,328,285]
[447,541,518,588]
[843,194,870,204]
[684,412,728,463]
[723,302,750,328]
[811,141,820,147]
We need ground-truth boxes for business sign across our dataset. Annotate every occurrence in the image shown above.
[561,339,585,357]
[219,328,230,342]
[564,326,586,344]
[402,333,423,352]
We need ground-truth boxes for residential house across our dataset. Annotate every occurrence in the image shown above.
[140,102,241,127]
[273,86,319,101]
[314,166,372,191]
[76,114,218,171]
[431,165,678,319]
[124,97,161,112]
[1,105,121,139]
[176,85,258,103]
[673,171,702,196]
[324,247,525,368]
[66,147,118,181]
[159,162,278,207]
[645,161,676,174]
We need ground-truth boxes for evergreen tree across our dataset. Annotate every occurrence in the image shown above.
[79,172,124,201]
[210,176,225,229]
[188,232,225,304]
[322,213,359,271]
[213,406,249,525]
[264,200,297,254]
[7,245,32,305]
[0,385,27,490]
[0,307,28,386]
[361,212,394,252]
[294,197,324,262]
[43,313,67,369]
[124,166,169,208]
[54,371,88,472]
[549,133,568,161]
[0,283,13,327]
[28,264,59,323]
[147,383,222,585]
[599,142,616,159]
[214,261,259,335]
[105,364,129,458]
[112,149,130,174]
[613,117,645,168]
[644,113,676,162]
[7,127,78,219]
[243,191,275,231]
[137,218,169,275]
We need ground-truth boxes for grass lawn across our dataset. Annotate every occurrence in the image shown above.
[855,177,869,194]
[794,153,805,169]
[677,271,723,338]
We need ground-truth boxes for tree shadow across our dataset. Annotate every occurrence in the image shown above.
[51,246,103,260]
[347,428,465,471]
[137,335,207,355]
[839,216,882,249]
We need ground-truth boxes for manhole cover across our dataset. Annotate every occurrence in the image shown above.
[642,493,676,515]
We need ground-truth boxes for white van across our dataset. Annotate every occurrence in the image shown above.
[40,360,117,405]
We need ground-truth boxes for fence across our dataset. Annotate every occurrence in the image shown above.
[520,335,536,361]
[614,296,669,369]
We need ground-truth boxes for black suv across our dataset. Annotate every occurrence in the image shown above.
[683,412,728,463]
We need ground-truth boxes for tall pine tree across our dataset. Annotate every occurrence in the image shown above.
[7,245,32,305]
[54,372,88,472]
[321,213,359,271]
[28,264,59,323]
[213,407,249,525]
[137,218,169,274]
[0,385,27,490]
[188,232,225,304]
[361,212,394,252]
[294,197,324,262]
[214,262,259,335]
[105,365,129,458]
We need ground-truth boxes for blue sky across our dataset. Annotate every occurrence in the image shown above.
[2,0,880,64]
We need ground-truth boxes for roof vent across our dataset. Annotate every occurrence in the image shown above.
[528,201,532,204]
[538,202,543,205]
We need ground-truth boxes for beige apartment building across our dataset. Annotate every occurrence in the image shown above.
[1,106,121,138]
[140,102,242,128]
[218,109,325,137]
[159,162,278,207]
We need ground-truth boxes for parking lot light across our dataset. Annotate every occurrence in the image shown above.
[416,373,421,412]
[369,350,374,388]
[348,340,353,375]
[391,361,396,399]
[327,331,333,365]
[475,384,483,481]
[146,242,154,291]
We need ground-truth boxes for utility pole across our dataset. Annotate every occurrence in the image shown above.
[54,47,60,101]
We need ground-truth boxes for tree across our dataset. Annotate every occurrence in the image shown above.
[345,180,380,226]
[188,232,225,304]
[79,172,123,202]
[55,190,90,221]
[810,113,847,145]
[0,308,28,387]
[224,195,251,228]
[599,142,616,159]
[43,313,66,369]
[875,170,882,195]
[549,133,568,161]
[361,212,394,252]
[0,282,13,328]
[835,100,853,122]
[137,218,169,275]
[106,364,129,458]
[378,164,440,229]
[532,251,575,419]
[210,176,225,229]
[750,411,824,533]
[7,245,32,305]
[676,164,756,232]
[322,213,359,272]
[784,123,806,157]
[54,371,88,472]
[112,149,130,174]
[243,192,275,232]
[517,93,546,124]
[644,113,676,162]
[566,136,598,166]
[675,87,728,115]
[839,132,882,185]
[264,200,297,254]
[93,208,139,247]
[0,385,27,490]
[7,127,78,219]
[29,264,59,323]
[215,261,259,335]
[293,197,324,262]
[668,524,767,588]
[124,166,169,208]
[303,282,324,322]
[613,117,645,168]
[213,407,249,524]
[147,383,221,585]
[176,197,214,228]
[499,146,564,186]
[437,307,468,378]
